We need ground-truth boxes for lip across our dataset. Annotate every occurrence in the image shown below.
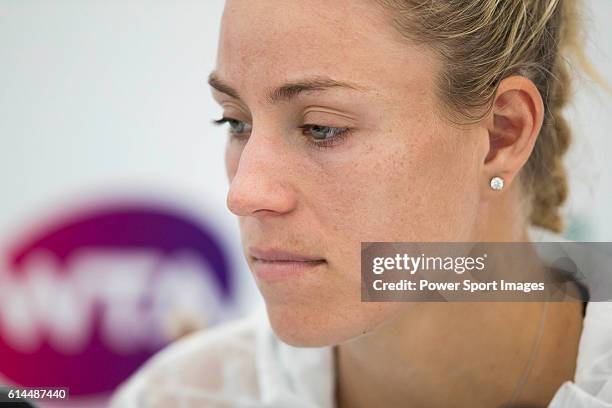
[248,247,326,282]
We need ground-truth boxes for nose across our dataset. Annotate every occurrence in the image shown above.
[226,130,297,217]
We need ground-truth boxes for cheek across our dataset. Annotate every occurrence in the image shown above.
[313,126,481,250]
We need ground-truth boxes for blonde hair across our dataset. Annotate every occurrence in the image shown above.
[377,0,589,233]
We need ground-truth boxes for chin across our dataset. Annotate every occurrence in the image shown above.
[264,299,398,347]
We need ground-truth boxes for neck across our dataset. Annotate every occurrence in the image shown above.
[336,188,583,408]
[335,301,582,408]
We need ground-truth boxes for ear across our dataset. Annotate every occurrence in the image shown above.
[482,76,544,195]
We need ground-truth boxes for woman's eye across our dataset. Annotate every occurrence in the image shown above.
[302,125,348,140]
[213,117,252,135]
[300,124,352,149]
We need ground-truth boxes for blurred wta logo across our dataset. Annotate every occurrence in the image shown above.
[0,203,233,395]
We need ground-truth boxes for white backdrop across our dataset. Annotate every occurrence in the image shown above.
[0,0,231,242]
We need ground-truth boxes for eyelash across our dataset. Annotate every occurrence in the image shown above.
[212,117,352,150]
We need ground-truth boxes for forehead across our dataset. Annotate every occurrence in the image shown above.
[216,0,439,102]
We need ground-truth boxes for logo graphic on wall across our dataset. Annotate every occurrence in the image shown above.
[0,202,233,395]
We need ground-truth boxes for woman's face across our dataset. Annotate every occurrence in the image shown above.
[212,0,489,346]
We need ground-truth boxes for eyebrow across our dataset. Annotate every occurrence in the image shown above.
[207,71,366,104]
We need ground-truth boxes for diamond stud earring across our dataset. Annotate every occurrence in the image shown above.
[490,176,504,191]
